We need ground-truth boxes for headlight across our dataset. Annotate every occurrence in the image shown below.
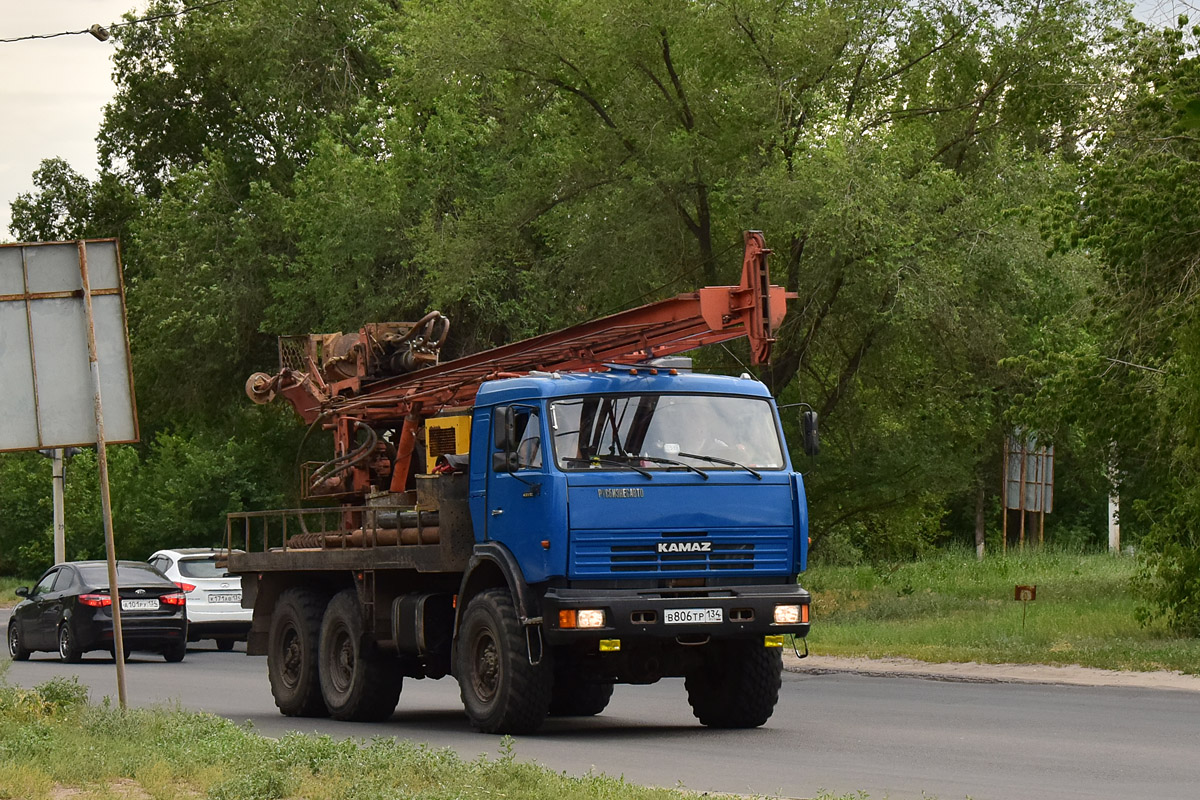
[559,609,606,629]
[577,609,606,628]
[774,604,801,624]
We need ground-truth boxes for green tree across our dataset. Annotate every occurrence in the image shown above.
[1048,17,1200,632]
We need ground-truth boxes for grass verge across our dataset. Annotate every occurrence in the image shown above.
[0,577,33,610]
[804,549,1200,674]
[0,668,863,800]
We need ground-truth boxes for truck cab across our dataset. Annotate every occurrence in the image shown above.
[458,369,811,724]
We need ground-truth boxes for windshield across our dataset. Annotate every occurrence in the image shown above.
[549,394,785,471]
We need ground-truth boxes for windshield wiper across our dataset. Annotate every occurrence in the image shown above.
[637,455,709,479]
[588,456,653,479]
[677,452,762,480]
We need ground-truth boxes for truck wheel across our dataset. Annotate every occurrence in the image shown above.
[319,589,403,721]
[549,668,613,716]
[58,621,82,663]
[8,623,30,661]
[684,640,782,728]
[456,589,552,734]
[268,588,329,717]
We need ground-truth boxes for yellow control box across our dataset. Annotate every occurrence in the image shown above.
[425,415,471,473]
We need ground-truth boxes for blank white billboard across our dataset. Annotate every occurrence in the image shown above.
[0,240,138,451]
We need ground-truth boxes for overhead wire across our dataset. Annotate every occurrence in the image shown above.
[0,0,236,45]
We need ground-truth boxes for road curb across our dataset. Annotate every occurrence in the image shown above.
[783,652,1200,692]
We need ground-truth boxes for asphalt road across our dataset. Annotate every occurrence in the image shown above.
[4,609,1199,800]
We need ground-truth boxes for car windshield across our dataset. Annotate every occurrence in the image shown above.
[77,563,174,588]
[549,393,785,471]
[177,558,229,579]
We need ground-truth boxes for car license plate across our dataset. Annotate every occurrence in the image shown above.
[208,592,241,604]
[664,607,722,624]
[121,599,159,611]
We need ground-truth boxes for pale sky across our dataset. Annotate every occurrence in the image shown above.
[0,1,144,239]
[0,1,1190,242]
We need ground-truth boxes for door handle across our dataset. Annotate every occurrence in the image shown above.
[491,509,504,516]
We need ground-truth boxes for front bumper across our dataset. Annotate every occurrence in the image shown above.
[541,583,810,644]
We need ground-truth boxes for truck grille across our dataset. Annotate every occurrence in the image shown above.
[570,530,792,576]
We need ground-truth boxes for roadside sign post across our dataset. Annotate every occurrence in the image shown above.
[1014,584,1037,630]
[0,239,138,709]
[52,448,65,564]
[78,241,128,708]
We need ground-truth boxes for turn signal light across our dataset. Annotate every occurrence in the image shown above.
[559,609,606,629]
[79,593,112,607]
[160,592,187,606]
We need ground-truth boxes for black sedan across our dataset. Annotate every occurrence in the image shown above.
[7,561,188,663]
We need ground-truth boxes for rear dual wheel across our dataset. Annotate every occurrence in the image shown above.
[549,664,613,717]
[268,588,330,717]
[318,590,402,721]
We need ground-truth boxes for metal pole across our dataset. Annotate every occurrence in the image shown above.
[1002,437,1008,555]
[52,448,65,564]
[78,241,127,709]
[1108,446,1121,554]
[1018,438,1027,551]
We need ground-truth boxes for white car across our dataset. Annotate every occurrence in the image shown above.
[148,548,250,651]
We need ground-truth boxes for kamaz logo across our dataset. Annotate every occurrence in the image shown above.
[598,488,644,498]
[657,541,712,554]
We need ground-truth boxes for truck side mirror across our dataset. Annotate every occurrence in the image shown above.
[801,410,820,457]
[493,406,515,451]
[14,586,29,598]
[492,451,519,472]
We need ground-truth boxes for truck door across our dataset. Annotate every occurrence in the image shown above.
[487,406,554,579]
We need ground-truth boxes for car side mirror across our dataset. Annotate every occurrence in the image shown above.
[493,406,516,451]
[14,586,29,598]
[801,410,820,457]
[492,451,519,472]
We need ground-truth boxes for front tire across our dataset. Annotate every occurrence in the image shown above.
[58,622,82,663]
[216,638,236,652]
[8,623,30,661]
[456,589,552,734]
[318,589,402,721]
[268,588,329,717]
[684,640,782,728]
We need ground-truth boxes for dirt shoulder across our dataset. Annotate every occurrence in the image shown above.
[784,653,1200,692]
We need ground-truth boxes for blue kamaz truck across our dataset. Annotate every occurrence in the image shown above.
[226,232,816,733]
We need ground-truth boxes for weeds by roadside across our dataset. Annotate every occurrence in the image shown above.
[0,668,870,800]
[0,576,33,609]
[805,549,1200,674]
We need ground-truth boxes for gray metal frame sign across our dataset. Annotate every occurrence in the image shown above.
[0,239,138,450]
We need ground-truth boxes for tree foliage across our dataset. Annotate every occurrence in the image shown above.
[1043,17,1200,633]
[0,1,1154,585]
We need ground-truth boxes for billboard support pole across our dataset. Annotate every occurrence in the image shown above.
[78,240,127,710]
[52,449,65,564]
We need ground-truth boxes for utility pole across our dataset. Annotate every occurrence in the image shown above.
[52,449,65,563]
